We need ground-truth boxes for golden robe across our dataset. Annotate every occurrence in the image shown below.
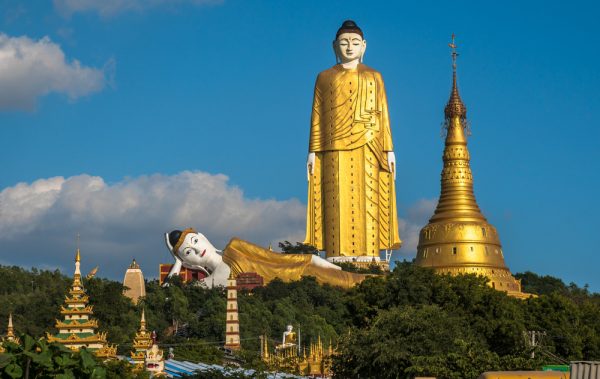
[222,238,366,289]
[305,64,401,257]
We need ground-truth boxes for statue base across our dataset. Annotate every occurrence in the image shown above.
[327,256,390,271]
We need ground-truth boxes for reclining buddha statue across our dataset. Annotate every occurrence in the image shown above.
[164,228,367,289]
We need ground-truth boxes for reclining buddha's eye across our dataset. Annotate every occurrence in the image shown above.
[193,238,198,244]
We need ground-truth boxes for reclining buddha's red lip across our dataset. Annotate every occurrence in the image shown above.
[201,249,206,257]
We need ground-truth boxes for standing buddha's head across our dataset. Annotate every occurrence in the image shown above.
[333,20,366,64]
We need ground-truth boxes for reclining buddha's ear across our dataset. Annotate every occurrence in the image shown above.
[165,232,174,252]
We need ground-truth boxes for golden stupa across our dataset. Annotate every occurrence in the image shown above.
[415,36,525,298]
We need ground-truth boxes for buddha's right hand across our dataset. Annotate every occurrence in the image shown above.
[306,152,316,181]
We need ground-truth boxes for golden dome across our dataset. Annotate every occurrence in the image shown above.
[415,38,523,296]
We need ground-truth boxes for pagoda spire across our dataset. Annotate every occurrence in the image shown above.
[415,35,527,298]
[131,308,153,367]
[429,34,484,223]
[46,245,116,358]
[5,314,19,344]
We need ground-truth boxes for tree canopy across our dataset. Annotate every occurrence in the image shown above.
[1,263,599,378]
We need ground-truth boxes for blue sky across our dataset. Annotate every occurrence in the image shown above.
[0,0,598,290]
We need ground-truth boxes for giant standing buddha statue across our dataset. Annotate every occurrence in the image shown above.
[415,36,526,298]
[304,20,401,269]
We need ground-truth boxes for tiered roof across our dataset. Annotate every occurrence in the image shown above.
[0,314,20,353]
[131,309,153,366]
[46,248,117,359]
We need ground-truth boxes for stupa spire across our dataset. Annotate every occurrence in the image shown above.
[415,35,527,298]
[429,34,484,223]
[6,314,16,341]
[140,309,146,331]
[74,234,81,276]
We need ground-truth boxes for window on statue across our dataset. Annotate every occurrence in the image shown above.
[485,246,489,255]
[452,247,457,255]
[230,327,234,332]
[482,227,487,237]
[470,246,474,252]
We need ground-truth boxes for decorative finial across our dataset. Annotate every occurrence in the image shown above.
[140,309,146,331]
[444,33,467,121]
[75,233,81,262]
[449,33,458,73]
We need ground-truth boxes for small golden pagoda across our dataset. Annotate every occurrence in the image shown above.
[0,314,20,353]
[260,327,333,377]
[415,36,526,298]
[131,309,153,368]
[46,248,117,358]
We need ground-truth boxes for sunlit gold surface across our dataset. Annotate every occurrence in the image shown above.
[223,238,367,288]
[415,62,523,297]
[46,249,117,358]
[131,310,153,366]
[261,333,334,377]
[305,64,401,258]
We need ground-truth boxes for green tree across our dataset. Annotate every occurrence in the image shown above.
[278,241,318,255]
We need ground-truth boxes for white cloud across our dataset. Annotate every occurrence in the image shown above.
[0,33,107,110]
[397,198,437,257]
[54,0,223,18]
[0,172,305,279]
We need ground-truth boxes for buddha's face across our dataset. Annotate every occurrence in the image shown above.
[334,32,366,63]
[286,325,293,333]
[176,232,218,266]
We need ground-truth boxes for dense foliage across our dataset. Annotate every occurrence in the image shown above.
[0,334,147,379]
[1,263,600,378]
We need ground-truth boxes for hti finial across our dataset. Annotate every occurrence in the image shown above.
[449,33,458,72]
[75,233,81,262]
[444,33,467,120]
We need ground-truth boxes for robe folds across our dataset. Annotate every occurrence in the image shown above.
[222,238,366,289]
[305,64,401,257]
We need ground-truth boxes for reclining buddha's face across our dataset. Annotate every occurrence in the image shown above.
[175,232,218,267]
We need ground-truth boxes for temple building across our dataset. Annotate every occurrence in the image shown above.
[131,309,153,368]
[145,344,166,377]
[0,314,20,353]
[123,259,146,304]
[46,248,117,358]
[260,327,333,377]
[415,37,527,299]
[224,274,241,351]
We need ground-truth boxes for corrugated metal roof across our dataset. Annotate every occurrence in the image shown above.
[570,362,600,379]
[162,359,304,378]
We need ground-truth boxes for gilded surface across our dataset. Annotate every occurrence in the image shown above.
[415,68,525,297]
[305,64,401,257]
[222,238,367,288]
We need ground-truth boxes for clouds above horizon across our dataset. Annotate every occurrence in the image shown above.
[398,198,436,256]
[53,0,223,18]
[0,172,431,279]
[0,172,306,279]
[0,33,108,110]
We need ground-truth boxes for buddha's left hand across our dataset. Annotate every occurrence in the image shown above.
[387,152,396,179]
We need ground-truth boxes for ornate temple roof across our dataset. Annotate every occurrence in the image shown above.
[46,248,117,357]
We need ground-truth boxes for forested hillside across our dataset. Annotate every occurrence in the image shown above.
[1,263,600,378]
